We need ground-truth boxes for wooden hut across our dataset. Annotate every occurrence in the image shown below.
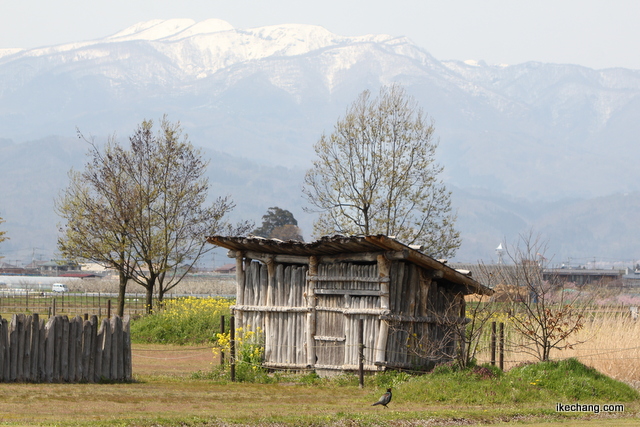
[207,235,493,373]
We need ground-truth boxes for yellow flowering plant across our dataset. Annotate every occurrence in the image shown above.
[130,296,233,344]
[213,325,269,382]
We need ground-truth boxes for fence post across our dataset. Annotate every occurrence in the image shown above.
[490,321,496,366]
[52,299,56,317]
[230,315,235,382]
[358,318,364,388]
[499,322,504,371]
[220,315,225,366]
[107,300,111,319]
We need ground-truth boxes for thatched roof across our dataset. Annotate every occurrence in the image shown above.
[207,234,493,296]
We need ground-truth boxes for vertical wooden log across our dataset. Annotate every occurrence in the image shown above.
[61,316,70,382]
[16,314,26,381]
[100,317,111,381]
[30,313,40,382]
[44,316,55,382]
[419,270,432,317]
[52,316,63,382]
[230,316,236,382]
[111,316,123,380]
[74,316,83,382]
[499,322,504,371]
[9,314,19,381]
[259,263,269,307]
[374,255,391,366]
[490,321,497,366]
[0,317,7,381]
[123,315,132,381]
[38,317,45,382]
[306,256,318,368]
[220,315,225,366]
[358,319,364,388]
[88,315,98,382]
[81,320,92,382]
[234,254,245,329]
[22,314,32,381]
[67,317,76,382]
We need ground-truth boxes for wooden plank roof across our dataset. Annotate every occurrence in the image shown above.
[207,234,493,296]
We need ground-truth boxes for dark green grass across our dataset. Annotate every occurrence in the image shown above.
[395,359,638,406]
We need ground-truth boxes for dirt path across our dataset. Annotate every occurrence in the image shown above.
[131,343,218,377]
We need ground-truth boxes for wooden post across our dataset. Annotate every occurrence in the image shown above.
[374,255,391,366]
[220,315,225,366]
[81,319,92,382]
[123,315,132,381]
[0,317,6,381]
[15,314,25,381]
[490,321,496,366]
[44,316,55,382]
[235,253,245,328]
[73,316,83,382]
[358,319,364,388]
[499,322,504,371]
[52,299,56,317]
[30,313,40,381]
[61,316,70,382]
[305,256,318,369]
[107,300,112,319]
[266,255,276,306]
[230,315,236,382]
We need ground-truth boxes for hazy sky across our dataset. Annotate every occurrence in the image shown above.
[1,0,639,70]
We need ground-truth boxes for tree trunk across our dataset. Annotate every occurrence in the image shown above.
[116,271,128,317]
[145,286,153,314]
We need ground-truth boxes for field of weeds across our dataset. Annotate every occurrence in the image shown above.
[474,308,640,385]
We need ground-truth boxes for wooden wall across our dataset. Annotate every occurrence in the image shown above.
[0,313,131,382]
[233,255,465,373]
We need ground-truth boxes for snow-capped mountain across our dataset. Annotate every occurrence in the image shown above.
[2,19,640,264]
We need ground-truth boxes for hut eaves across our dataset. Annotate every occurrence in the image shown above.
[206,234,493,296]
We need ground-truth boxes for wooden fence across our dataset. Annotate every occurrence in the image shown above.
[0,313,131,383]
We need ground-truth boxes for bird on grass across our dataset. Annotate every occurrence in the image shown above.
[372,388,392,408]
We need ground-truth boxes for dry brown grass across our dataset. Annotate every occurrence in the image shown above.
[67,276,236,296]
[475,309,640,384]
[0,343,378,426]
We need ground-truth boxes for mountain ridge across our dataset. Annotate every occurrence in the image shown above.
[1,19,639,265]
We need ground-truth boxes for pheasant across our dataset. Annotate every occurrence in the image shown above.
[372,388,392,408]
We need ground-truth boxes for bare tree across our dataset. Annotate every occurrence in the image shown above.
[499,231,588,361]
[57,135,138,316]
[120,118,251,309]
[57,117,251,314]
[303,84,460,258]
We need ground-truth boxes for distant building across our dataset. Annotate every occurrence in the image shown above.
[29,260,81,276]
[543,267,624,286]
[214,263,236,274]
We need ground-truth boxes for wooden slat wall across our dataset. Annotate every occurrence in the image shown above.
[386,261,465,369]
[235,255,465,372]
[239,261,309,367]
[0,314,131,383]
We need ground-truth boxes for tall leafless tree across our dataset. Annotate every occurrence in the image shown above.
[303,84,460,258]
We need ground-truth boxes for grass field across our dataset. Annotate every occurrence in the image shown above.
[0,343,638,426]
[2,295,640,426]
